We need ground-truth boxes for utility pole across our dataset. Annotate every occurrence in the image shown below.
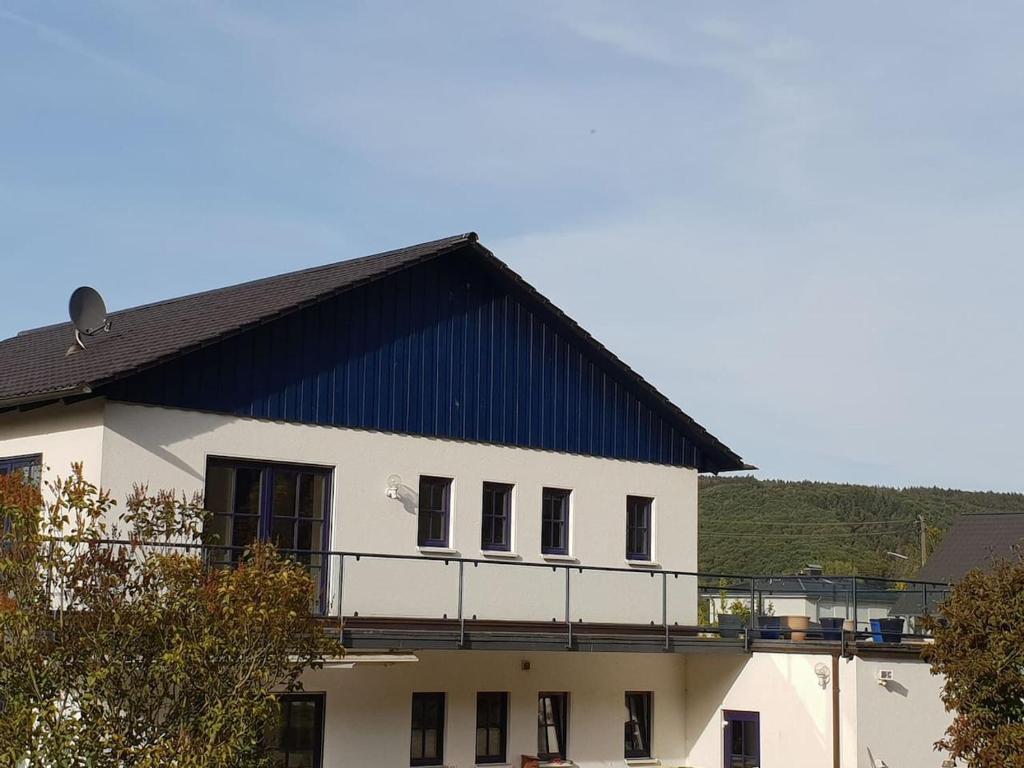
[918,515,927,567]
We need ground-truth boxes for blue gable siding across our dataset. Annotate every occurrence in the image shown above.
[104,250,705,468]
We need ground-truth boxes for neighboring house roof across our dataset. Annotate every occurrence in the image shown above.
[914,511,1024,584]
[890,511,1024,616]
[0,233,745,472]
[704,576,900,604]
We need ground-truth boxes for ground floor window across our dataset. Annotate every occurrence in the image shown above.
[269,693,324,768]
[624,691,652,759]
[476,691,508,764]
[538,692,569,760]
[724,710,760,768]
[410,692,446,766]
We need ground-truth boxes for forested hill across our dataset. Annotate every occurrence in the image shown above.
[698,477,1024,578]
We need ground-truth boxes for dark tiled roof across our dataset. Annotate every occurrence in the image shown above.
[0,234,476,405]
[890,511,1024,616]
[915,511,1024,584]
[0,232,745,471]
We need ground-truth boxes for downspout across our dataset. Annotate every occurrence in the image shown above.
[832,653,841,768]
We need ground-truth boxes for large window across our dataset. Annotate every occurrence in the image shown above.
[625,496,653,561]
[410,692,446,766]
[481,482,512,552]
[0,454,42,486]
[541,488,570,556]
[268,693,324,768]
[418,476,452,548]
[204,459,330,609]
[624,691,652,759]
[475,692,508,764]
[537,692,569,760]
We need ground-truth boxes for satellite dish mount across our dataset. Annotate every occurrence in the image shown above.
[68,286,111,352]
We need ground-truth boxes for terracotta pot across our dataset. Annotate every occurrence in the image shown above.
[784,615,810,642]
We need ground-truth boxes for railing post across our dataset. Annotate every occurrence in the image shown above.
[457,560,465,648]
[662,572,669,650]
[749,577,757,637]
[851,576,858,641]
[565,566,572,650]
[337,554,345,637]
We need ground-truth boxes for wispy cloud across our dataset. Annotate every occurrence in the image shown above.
[0,7,164,90]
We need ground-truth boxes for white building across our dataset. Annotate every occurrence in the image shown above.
[0,234,953,767]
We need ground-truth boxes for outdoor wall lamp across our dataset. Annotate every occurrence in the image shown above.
[814,662,831,689]
[386,474,402,499]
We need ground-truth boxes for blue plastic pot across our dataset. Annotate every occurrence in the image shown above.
[820,617,844,641]
[870,617,904,643]
[757,616,781,640]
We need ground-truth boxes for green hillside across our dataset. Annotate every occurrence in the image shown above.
[698,476,1024,578]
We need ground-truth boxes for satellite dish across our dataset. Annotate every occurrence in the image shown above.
[67,286,111,352]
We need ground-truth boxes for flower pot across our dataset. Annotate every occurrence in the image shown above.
[820,617,844,641]
[757,616,781,640]
[842,618,856,637]
[784,615,810,642]
[718,613,744,639]
[870,617,905,643]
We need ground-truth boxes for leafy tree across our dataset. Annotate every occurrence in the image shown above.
[0,464,341,767]
[923,552,1024,765]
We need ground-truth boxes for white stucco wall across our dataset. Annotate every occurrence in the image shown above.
[0,399,105,498]
[302,649,689,768]
[848,656,952,768]
[685,651,836,768]
[95,401,699,624]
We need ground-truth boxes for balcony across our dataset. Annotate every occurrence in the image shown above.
[90,540,951,655]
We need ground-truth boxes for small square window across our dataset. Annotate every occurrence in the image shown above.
[537,692,569,760]
[475,691,508,764]
[626,496,653,561]
[418,477,452,548]
[411,692,446,766]
[481,483,513,552]
[624,691,652,759]
[541,488,571,556]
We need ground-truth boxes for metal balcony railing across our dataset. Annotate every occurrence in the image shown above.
[54,539,952,651]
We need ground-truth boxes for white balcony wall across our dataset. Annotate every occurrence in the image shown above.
[94,401,699,624]
[302,649,689,768]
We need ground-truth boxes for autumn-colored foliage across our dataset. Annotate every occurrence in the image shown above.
[0,463,341,767]
[923,551,1024,766]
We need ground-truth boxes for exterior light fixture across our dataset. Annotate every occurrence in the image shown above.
[814,662,830,689]
[386,474,402,500]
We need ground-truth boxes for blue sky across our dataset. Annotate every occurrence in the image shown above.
[3,2,1023,491]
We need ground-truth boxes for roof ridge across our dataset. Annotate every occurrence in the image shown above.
[14,233,477,338]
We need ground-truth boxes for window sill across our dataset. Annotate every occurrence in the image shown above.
[625,759,660,767]
[417,546,460,557]
[626,559,661,568]
[481,550,521,560]
[541,554,579,563]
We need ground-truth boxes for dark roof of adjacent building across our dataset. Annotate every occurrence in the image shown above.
[889,511,1024,616]
[914,511,1024,584]
[704,576,901,603]
[0,233,746,472]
